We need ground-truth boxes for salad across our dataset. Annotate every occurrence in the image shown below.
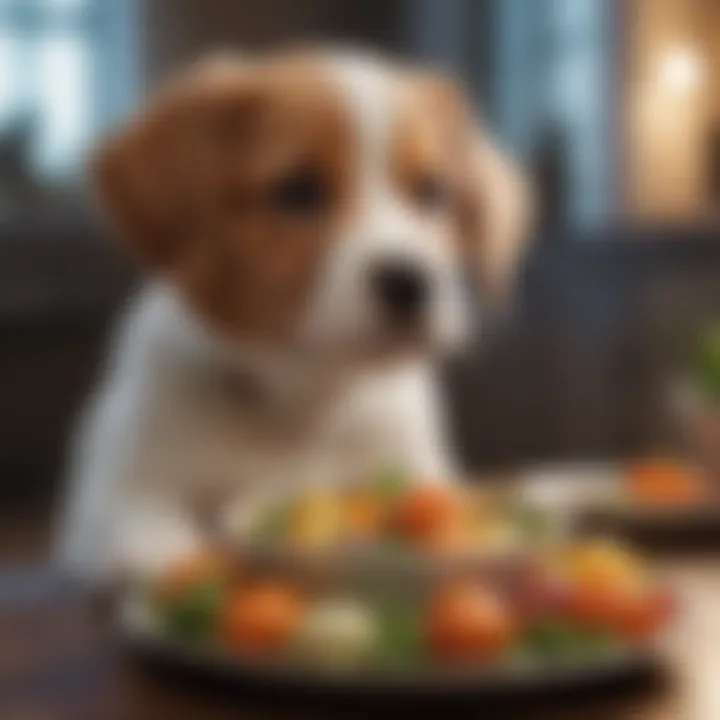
[223,469,555,559]
[139,538,675,674]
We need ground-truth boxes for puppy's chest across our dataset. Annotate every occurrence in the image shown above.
[160,372,399,493]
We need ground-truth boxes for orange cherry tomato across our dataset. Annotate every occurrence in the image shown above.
[568,583,672,642]
[427,583,516,662]
[567,583,626,629]
[343,493,385,539]
[612,588,675,641]
[392,485,461,541]
[222,582,304,654]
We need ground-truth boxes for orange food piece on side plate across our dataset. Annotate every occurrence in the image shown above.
[627,458,707,505]
[222,582,304,654]
[427,583,516,661]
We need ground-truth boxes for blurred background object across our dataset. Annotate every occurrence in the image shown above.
[0,0,718,225]
[0,0,134,211]
[0,0,719,525]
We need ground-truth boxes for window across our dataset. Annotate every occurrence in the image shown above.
[410,0,618,231]
[0,0,135,182]
[492,0,616,229]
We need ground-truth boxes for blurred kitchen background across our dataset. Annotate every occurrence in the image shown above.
[1,0,720,551]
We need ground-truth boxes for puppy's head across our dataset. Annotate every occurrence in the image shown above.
[94,50,531,363]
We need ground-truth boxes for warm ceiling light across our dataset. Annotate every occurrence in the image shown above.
[657,47,705,91]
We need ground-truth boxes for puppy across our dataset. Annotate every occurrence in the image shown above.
[57,49,531,584]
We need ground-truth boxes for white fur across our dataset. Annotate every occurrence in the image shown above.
[298,56,471,358]
[56,54,467,584]
[57,286,454,583]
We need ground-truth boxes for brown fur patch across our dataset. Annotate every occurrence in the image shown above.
[390,72,531,302]
[94,52,530,343]
[94,56,354,341]
[390,74,472,241]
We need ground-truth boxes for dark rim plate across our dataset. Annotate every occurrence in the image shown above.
[120,598,660,697]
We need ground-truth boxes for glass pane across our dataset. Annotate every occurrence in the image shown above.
[44,0,88,8]
[0,30,30,128]
[33,34,89,175]
[0,0,88,9]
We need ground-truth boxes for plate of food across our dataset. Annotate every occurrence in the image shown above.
[520,458,720,539]
[119,475,675,696]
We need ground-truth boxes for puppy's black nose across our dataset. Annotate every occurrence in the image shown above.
[370,260,429,323]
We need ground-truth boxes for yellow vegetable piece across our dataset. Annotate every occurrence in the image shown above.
[288,491,343,548]
[562,540,647,591]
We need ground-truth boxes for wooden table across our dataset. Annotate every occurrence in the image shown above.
[1,511,720,719]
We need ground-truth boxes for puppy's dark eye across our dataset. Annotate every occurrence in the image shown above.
[270,167,327,215]
[411,174,451,211]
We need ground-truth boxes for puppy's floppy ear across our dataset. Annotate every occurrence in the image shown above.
[91,55,250,267]
[459,136,534,306]
[417,72,533,305]
[92,116,168,266]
